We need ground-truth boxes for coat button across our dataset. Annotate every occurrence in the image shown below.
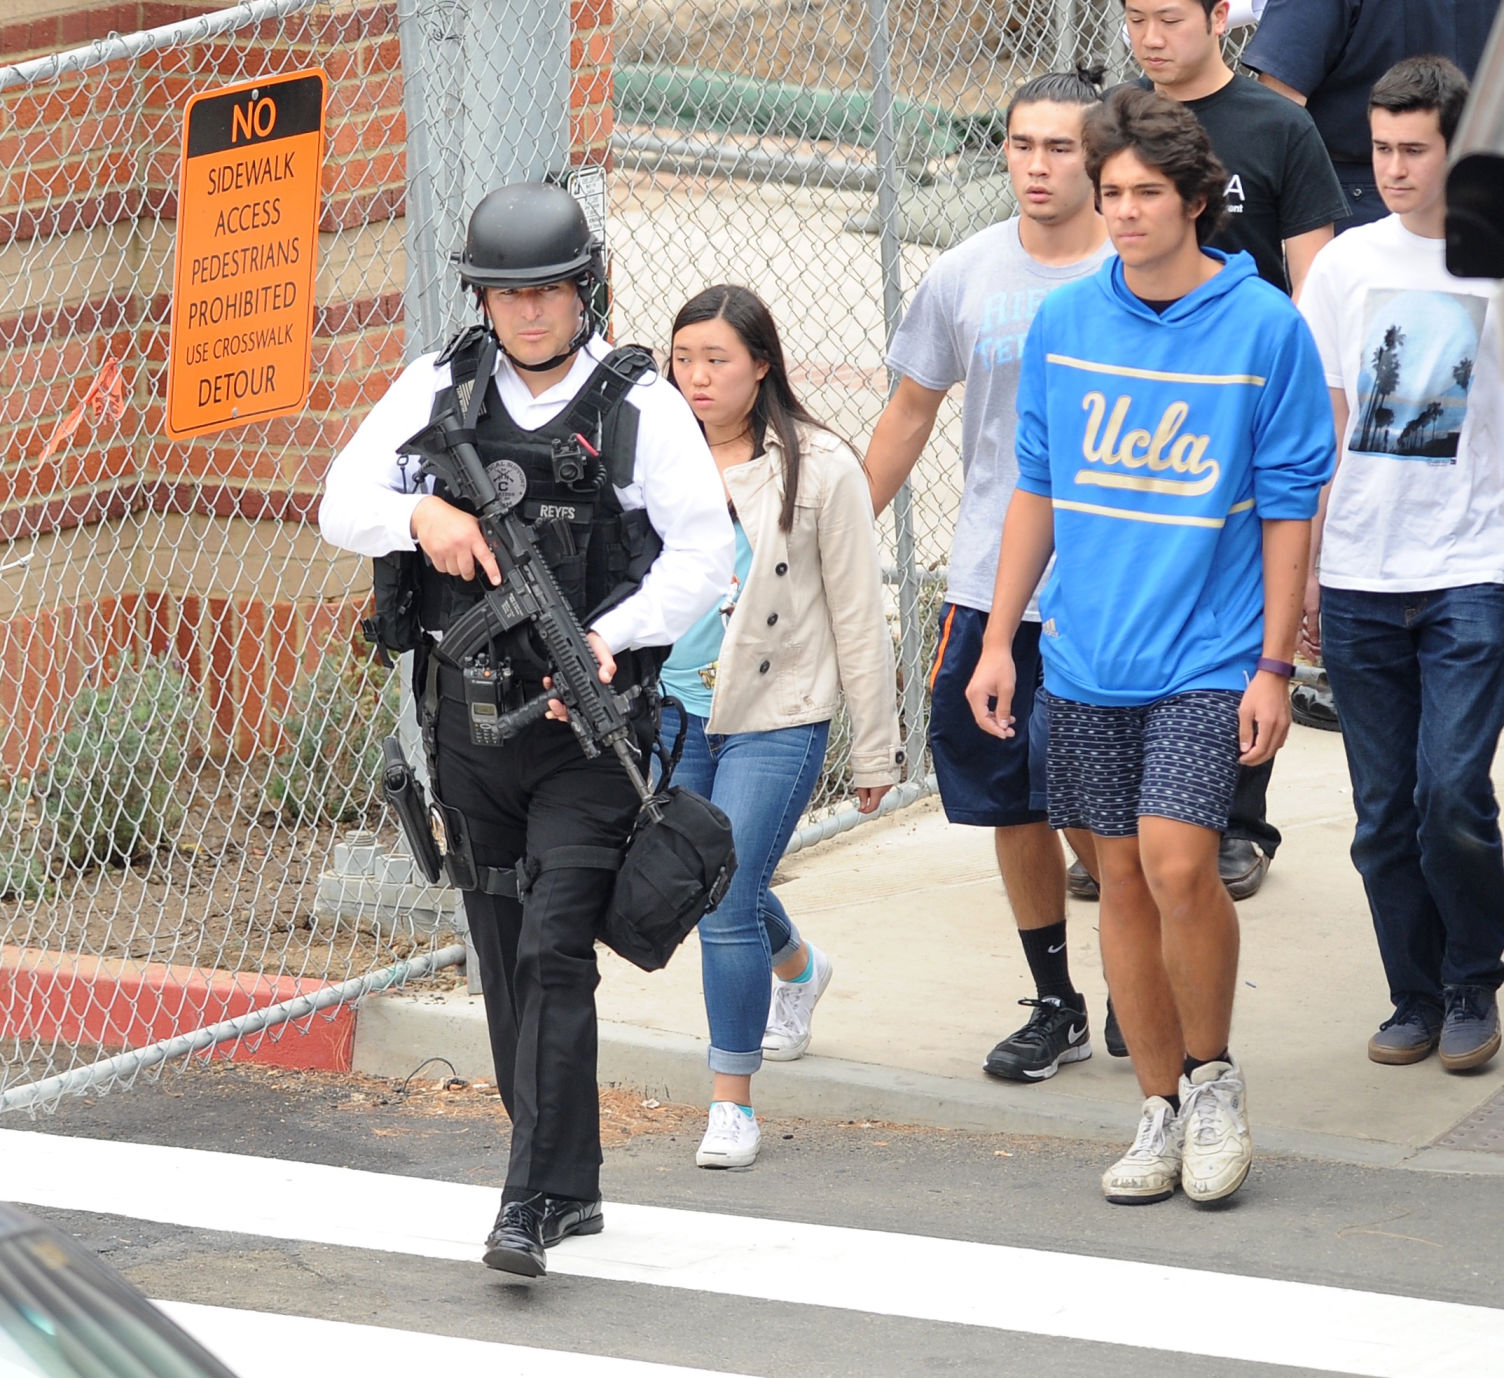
[766,612,778,626]
[775,562,788,575]
[896,750,905,764]
[758,660,771,673]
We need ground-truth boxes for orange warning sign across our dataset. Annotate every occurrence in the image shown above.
[166,70,326,439]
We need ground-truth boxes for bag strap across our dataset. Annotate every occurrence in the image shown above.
[648,694,689,793]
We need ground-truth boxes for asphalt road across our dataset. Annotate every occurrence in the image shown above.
[12,1063,1504,1378]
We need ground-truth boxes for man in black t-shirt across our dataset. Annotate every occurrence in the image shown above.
[1243,0,1499,231]
[1114,0,1346,899]
[1124,0,1348,294]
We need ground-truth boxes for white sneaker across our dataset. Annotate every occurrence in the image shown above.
[761,944,833,1061]
[1102,1096,1184,1204]
[1179,1059,1252,1202]
[695,1101,761,1169]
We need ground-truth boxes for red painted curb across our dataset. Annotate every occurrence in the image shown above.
[0,946,355,1071]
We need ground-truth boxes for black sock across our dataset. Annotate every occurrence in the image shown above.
[1166,1093,1181,1113]
[1183,1049,1230,1079]
[1018,921,1079,1005]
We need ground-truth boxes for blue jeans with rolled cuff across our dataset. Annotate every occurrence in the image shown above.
[1320,583,1504,1009]
[659,703,829,1076]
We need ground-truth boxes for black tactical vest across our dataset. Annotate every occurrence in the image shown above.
[412,329,662,671]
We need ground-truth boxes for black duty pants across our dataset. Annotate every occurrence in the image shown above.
[429,686,640,1202]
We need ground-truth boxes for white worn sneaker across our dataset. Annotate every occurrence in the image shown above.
[761,944,833,1061]
[1102,1096,1184,1204]
[695,1101,761,1169]
[1179,1059,1252,1203]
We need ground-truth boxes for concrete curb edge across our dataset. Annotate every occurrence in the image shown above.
[350,992,1504,1178]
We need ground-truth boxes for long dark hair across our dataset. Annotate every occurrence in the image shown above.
[670,284,826,532]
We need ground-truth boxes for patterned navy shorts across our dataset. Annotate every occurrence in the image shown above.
[1042,689,1243,837]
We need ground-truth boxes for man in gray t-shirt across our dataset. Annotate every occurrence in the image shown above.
[881,215,1109,617]
[867,70,1114,1083]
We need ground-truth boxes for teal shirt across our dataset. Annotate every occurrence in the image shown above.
[660,520,754,717]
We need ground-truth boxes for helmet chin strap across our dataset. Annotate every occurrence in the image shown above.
[476,282,594,374]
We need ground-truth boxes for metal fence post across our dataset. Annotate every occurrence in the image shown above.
[396,0,455,359]
[396,0,569,358]
[1052,0,1078,72]
[865,0,927,777]
[466,0,569,199]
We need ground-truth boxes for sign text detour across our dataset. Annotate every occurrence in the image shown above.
[167,71,326,439]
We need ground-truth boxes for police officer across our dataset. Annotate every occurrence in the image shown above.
[319,182,732,1276]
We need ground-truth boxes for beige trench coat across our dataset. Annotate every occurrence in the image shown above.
[707,423,905,789]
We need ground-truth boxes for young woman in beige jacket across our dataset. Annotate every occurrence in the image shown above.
[661,285,904,1169]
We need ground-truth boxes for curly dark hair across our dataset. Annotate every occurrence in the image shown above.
[1083,85,1228,246]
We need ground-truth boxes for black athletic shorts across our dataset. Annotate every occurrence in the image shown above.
[927,606,1048,828]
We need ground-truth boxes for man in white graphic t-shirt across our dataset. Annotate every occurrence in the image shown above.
[1299,55,1504,1076]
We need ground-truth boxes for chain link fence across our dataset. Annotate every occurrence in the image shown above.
[0,0,446,1108]
[0,0,1258,1106]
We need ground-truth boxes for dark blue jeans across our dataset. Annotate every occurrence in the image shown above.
[659,703,830,1075]
[1321,584,1504,1008]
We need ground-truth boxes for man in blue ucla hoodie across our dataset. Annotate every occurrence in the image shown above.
[968,87,1334,1206]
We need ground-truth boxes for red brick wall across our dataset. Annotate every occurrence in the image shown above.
[570,0,614,166]
[0,1,611,770]
[0,5,219,62]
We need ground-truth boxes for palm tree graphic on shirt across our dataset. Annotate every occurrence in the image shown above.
[1353,289,1484,461]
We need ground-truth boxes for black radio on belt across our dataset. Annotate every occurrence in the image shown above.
[463,654,515,747]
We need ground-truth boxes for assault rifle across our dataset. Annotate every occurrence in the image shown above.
[397,399,659,816]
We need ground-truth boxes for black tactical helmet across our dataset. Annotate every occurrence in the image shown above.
[454,182,603,291]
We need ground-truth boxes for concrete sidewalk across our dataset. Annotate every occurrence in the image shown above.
[352,722,1504,1174]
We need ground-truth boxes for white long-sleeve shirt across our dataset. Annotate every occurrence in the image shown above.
[319,335,734,652]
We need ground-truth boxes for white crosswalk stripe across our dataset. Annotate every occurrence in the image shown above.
[155,1302,758,1378]
[4,1127,1502,1378]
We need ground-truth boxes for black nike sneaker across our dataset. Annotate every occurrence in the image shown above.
[983,996,1092,1082]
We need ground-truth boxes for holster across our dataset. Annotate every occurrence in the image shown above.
[379,736,442,884]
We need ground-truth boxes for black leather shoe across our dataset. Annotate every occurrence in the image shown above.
[1218,837,1269,901]
[482,1197,547,1277]
[541,1195,604,1247]
[1290,680,1341,732]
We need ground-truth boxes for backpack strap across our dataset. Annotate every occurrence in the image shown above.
[431,324,496,441]
[436,322,491,379]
